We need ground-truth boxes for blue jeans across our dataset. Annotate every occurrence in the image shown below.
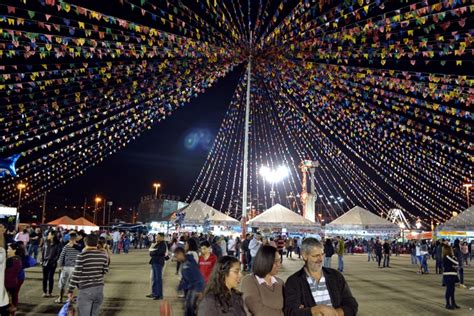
[367,250,371,261]
[323,257,331,268]
[411,254,417,264]
[28,244,39,260]
[151,263,163,298]
[112,241,119,254]
[338,255,344,272]
[184,289,198,316]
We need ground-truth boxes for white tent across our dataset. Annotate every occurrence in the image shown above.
[73,217,99,234]
[325,206,399,237]
[247,204,321,232]
[180,200,239,226]
[436,206,474,239]
[0,204,18,229]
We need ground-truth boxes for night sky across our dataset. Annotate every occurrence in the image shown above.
[49,66,243,209]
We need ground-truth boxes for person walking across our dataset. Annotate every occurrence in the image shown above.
[336,237,345,272]
[240,245,284,316]
[56,232,81,304]
[197,256,246,315]
[286,237,294,259]
[147,232,167,300]
[435,241,443,274]
[276,236,285,264]
[453,239,466,288]
[382,239,391,268]
[199,241,217,284]
[241,234,252,272]
[68,234,109,316]
[111,229,120,254]
[0,224,10,316]
[442,244,460,310]
[41,231,61,297]
[367,238,374,262]
[323,239,334,268]
[227,236,236,257]
[284,237,358,316]
[248,233,262,272]
[374,239,383,268]
[5,243,22,315]
[28,227,41,261]
[175,247,205,316]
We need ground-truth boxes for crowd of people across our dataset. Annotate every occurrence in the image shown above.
[1,223,473,315]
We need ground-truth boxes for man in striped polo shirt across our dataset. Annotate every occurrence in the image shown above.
[55,232,81,304]
[68,234,109,316]
[284,238,358,316]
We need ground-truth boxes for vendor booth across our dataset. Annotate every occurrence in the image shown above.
[73,217,99,234]
[48,216,77,230]
[325,206,399,239]
[436,206,474,241]
[247,204,321,234]
[174,200,239,234]
[0,204,18,230]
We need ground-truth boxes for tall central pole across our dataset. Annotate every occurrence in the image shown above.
[242,31,252,242]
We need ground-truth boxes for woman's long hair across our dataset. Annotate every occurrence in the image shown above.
[201,255,240,312]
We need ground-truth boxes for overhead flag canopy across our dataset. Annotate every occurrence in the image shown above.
[0,0,471,225]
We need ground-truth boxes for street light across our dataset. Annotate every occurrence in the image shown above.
[415,218,422,230]
[399,223,406,243]
[93,196,102,225]
[17,182,26,209]
[260,165,289,206]
[153,183,161,199]
[462,183,472,207]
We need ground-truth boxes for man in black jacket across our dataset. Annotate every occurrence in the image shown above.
[284,237,358,316]
[148,233,167,300]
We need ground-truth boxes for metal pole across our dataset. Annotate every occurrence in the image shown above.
[41,192,47,224]
[108,203,112,226]
[83,197,87,218]
[102,199,106,226]
[242,32,252,237]
[17,188,23,210]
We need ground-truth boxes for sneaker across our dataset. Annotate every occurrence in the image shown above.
[54,298,63,304]
[145,294,154,298]
[178,293,185,298]
[453,304,461,309]
[153,296,163,300]
[445,305,454,310]
[459,284,467,288]
[42,293,48,298]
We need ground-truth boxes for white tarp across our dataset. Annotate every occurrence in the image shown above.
[247,203,321,232]
[437,206,474,232]
[325,206,399,235]
[0,204,17,216]
[180,200,239,226]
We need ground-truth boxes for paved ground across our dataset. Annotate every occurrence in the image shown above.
[15,250,474,315]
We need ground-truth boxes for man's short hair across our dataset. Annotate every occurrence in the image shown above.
[301,237,323,254]
[174,247,185,255]
[200,240,211,248]
[158,232,165,238]
[69,233,77,239]
[85,234,99,247]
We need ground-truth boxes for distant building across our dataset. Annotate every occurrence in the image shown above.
[137,194,188,223]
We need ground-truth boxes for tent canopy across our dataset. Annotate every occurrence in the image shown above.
[48,216,76,226]
[247,204,320,231]
[74,217,98,227]
[326,206,399,231]
[180,200,239,226]
[437,206,474,231]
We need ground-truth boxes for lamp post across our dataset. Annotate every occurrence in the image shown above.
[399,223,406,243]
[260,165,289,206]
[153,183,161,199]
[93,196,102,225]
[17,183,26,210]
[462,183,472,207]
